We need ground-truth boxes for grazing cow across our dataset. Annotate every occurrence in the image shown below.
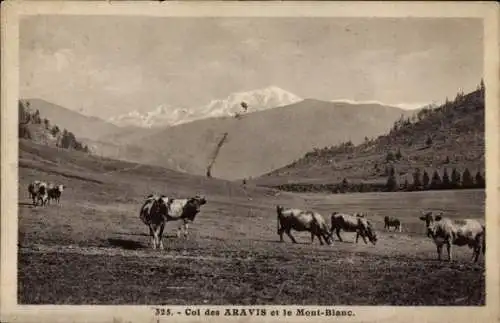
[329,212,378,245]
[139,194,207,249]
[28,180,42,205]
[276,205,332,245]
[384,216,402,232]
[419,211,485,262]
[48,184,65,204]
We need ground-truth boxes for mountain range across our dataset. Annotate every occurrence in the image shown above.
[21,86,423,180]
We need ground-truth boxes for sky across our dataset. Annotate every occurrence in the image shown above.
[20,16,483,119]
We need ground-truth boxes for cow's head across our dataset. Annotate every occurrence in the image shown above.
[58,184,65,192]
[366,221,378,245]
[276,205,284,215]
[189,195,207,209]
[426,222,440,239]
[419,211,443,237]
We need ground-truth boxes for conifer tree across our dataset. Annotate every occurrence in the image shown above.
[430,170,442,189]
[422,170,430,188]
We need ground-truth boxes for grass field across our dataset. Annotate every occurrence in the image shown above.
[17,141,486,305]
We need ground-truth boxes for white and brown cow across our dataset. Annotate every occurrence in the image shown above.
[276,205,332,245]
[329,212,378,245]
[419,211,485,262]
[48,184,65,204]
[139,194,207,249]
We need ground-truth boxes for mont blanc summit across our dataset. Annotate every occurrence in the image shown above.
[107,86,302,128]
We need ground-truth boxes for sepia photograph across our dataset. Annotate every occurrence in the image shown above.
[1,1,499,322]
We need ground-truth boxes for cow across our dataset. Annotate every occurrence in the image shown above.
[329,212,378,245]
[139,194,207,249]
[48,184,65,204]
[419,211,485,262]
[36,182,49,207]
[161,195,207,238]
[384,216,402,232]
[276,205,332,245]
[28,181,40,205]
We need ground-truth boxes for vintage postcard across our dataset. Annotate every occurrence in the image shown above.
[1,1,499,323]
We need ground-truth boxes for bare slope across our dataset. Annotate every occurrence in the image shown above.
[254,89,485,187]
[117,99,414,180]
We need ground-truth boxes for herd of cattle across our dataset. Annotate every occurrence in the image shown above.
[28,180,64,206]
[27,180,486,263]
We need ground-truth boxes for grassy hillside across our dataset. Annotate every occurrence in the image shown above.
[18,101,90,153]
[20,98,123,142]
[108,99,416,180]
[18,139,289,206]
[254,86,485,192]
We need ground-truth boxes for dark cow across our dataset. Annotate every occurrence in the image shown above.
[48,184,65,204]
[28,180,42,205]
[384,216,402,232]
[139,194,207,249]
[329,212,378,245]
[276,205,331,245]
[419,211,485,262]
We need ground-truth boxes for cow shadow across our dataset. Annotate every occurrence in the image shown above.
[113,232,149,237]
[18,202,34,208]
[107,238,145,250]
[114,232,179,239]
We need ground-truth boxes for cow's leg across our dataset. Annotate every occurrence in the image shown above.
[446,241,452,262]
[315,233,324,245]
[277,227,285,242]
[322,232,331,245]
[471,246,479,263]
[436,243,443,261]
[177,223,182,238]
[149,225,156,249]
[158,222,165,250]
[285,229,298,244]
[153,224,163,250]
[399,224,402,233]
[356,231,367,244]
[183,222,189,238]
[472,237,481,263]
[336,229,343,242]
[310,232,315,243]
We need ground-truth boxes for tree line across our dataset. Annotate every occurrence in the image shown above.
[386,167,485,192]
[18,100,90,153]
[269,166,485,194]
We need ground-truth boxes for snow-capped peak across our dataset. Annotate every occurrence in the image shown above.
[108,86,302,128]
